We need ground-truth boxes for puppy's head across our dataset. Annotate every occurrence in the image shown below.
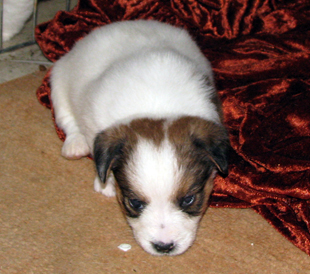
[94,116,229,256]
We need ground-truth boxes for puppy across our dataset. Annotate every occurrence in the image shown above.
[2,0,34,41]
[51,20,229,256]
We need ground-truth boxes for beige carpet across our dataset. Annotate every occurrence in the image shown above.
[1,71,309,273]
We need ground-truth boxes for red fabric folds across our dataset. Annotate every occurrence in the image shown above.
[35,0,310,255]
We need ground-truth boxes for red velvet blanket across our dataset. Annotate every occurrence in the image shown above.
[35,0,310,255]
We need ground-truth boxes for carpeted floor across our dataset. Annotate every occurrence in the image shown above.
[1,71,309,273]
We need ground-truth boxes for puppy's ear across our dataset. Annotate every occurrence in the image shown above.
[192,122,230,176]
[94,125,136,184]
[94,132,123,183]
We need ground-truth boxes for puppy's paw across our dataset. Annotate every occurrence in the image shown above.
[94,176,116,197]
[61,133,90,159]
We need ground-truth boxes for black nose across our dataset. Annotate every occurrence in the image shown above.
[152,241,175,254]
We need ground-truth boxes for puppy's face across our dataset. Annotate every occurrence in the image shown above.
[94,117,229,256]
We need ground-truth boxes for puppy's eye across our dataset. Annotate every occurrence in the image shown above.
[180,195,195,208]
[129,198,145,211]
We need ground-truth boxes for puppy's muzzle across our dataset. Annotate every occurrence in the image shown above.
[152,241,175,254]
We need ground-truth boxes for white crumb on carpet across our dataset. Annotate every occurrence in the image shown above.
[118,243,132,252]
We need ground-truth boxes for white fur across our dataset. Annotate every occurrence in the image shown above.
[2,0,34,41]
[51,20,220,255]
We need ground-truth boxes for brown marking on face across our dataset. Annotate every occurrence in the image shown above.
[95,116,228,219]
[170,116,229,173]
[95,118,165,182]
[167,116,229,216]
[96,124,143,218]
[95,118,166,218]
[114,118,166,218]
[115,180,149,219]
[168,116,227,146]
[172,154,215,217]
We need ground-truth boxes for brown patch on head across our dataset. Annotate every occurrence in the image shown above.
[94,116,228,218]
[129,118,165,146]
[168,116,229,174]
[168,116,229,216]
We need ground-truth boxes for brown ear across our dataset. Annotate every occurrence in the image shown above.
[93,125,136,184]
[168,116,229,175]
[193,135,229,176]
[94,132,123,184]
[191,121,230,176]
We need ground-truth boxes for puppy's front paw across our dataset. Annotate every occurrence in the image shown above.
[61,133,90,159]
[94,176,116,197]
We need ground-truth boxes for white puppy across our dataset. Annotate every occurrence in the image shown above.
[51,20,229,256]
[2,0,34,42]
